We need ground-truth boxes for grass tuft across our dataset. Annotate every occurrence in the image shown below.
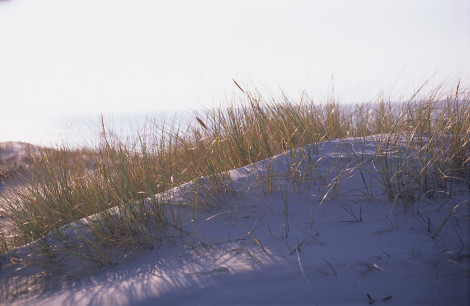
[0,82,469,293]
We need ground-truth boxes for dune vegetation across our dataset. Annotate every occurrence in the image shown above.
[0,82,469,299]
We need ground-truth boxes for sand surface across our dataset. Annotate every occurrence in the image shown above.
[1,138,469,305]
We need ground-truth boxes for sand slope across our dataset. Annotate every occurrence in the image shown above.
[2,138,469,305]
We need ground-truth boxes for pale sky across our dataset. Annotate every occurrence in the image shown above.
[1,0,469,144]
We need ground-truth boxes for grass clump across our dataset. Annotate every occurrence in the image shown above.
[0,82,468,276]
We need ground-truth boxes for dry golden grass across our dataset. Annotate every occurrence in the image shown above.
[0,82,468,271]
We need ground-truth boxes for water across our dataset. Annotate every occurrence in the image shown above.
[0,110,196,149]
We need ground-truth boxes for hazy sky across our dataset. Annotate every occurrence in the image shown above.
[1,0,469,144]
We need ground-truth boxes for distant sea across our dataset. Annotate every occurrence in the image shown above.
[1,110,196,149]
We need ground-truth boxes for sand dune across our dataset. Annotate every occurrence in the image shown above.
[1,138,468,305]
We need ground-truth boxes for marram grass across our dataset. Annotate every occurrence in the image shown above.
[0,83,469,274]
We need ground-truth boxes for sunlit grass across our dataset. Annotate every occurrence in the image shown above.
[0,82,468,278]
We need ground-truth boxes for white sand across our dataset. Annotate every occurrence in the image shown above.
[1,138,469,305]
